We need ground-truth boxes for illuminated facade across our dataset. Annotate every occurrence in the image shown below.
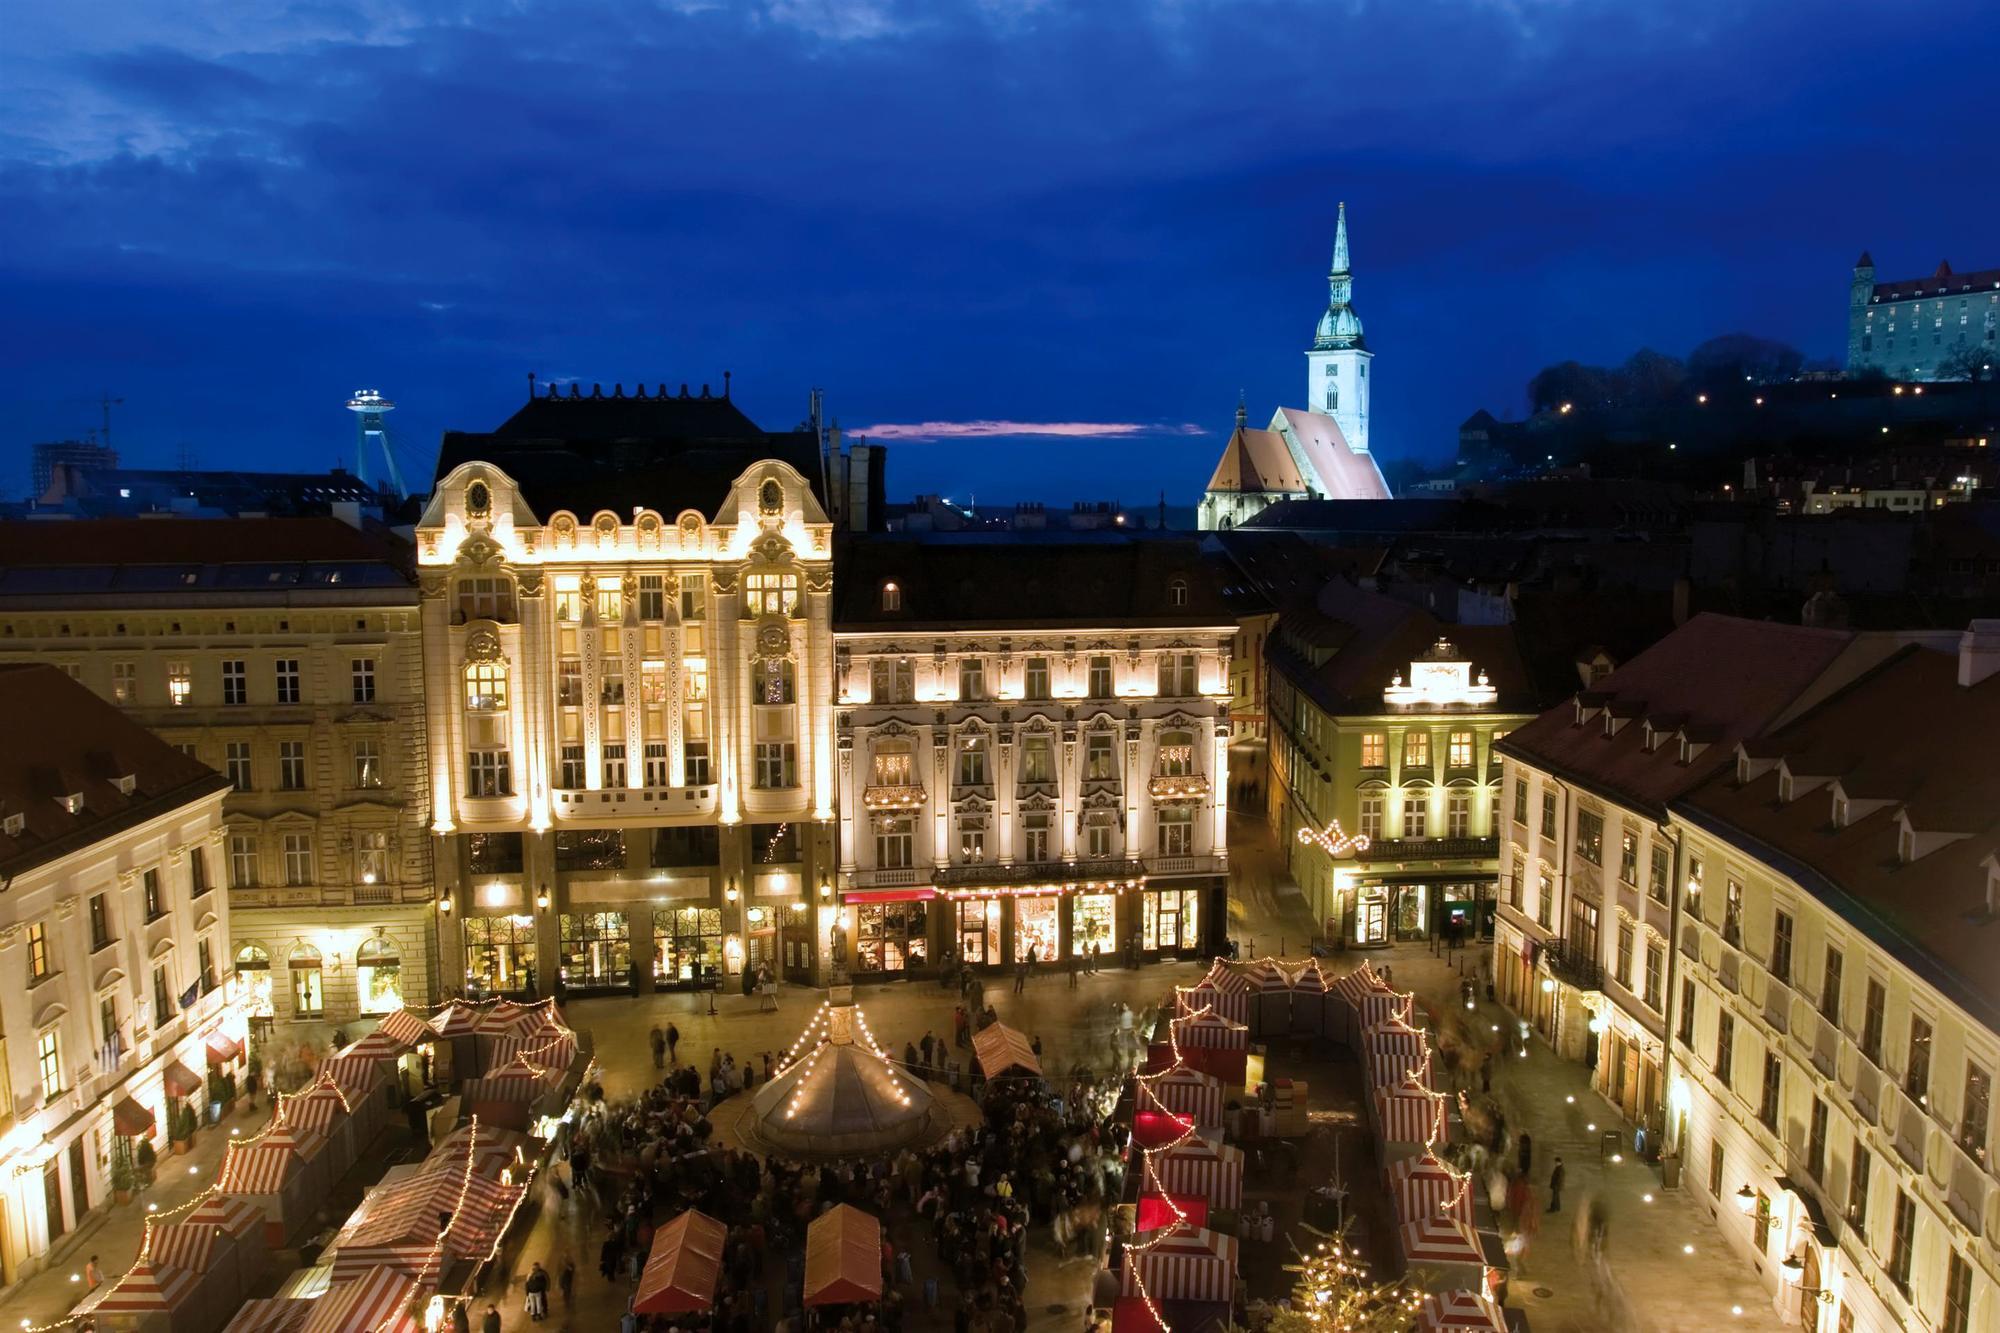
[419,386,836,994]
[1848,251,2000,381]
[0,667,233,1282]
[0,519,433,1029]
[831,536,1235,975]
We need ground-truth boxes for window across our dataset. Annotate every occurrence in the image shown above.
[229,833,258,888]
[603,743,627,788]
[760,658,795,705]
[37,1030,61,1099]
[744,572,798,617]
[554,829,625,871]
[871,741,914,787]
[638,575,665,621]
[1943,1251,1973,1333]
[1085,732,1117,781]
[595,576,623,623]
[283,833,313,886]
[1715,1010,1734,1087]
[955,734,988,787]
[274,658,300,704]
[143,867,164,920]
[643,743,669,787]
[1088,656,1114,698]
[112,661,136,704]
[679,573,706,623]
[958,658,985,701]
[958,816,986,863]
[1403,732,1429,768]
[1167,577,1189,607]
[349,829,390,886]
[198,936,216,993]
[1887,1191,1914,1293]
[1847,1144,1871,1238]
[558,744,586,790]
[1649,842,1670,902]
[1820,947,1843,1024]
[870,658,914,704]
[1707,1137,1725,1196]
[1723,879,1742,946]
[89,893,113,951]
[683,741,710,787]
[225,742,252,790]
[1021,735,1054,785]
[753,741,797,789]
[1540,790,1557,839]
[278,740,307,791]
[167,661,191,706]
[1158,805,1194,856]
[1644,938,1664,1011]
[356,937,402,1013]
[1512,778,1527,825]
[1961,1062,1992,1159]
[352,738,383,789]
[1024,657,1051,700]
[1360,733,1386,768]
[1860,977,1885,1064]
[557,659,583,706]
[600,658,624,704]
[1085,814,1115,859]
[351,657,376,703]
[1359,791,1385,839]
[1615,921,1634,989]
[100,996,119,1056]
[1507,863,1523,910]
[1535,870,1552,929]
[1771,911,1793,985]
[1446,789,1471,837]
[1021,813,1051,864]
[1909,1015,1934,1104]
[640,660,667,707]
[1619,830,1638,884]
[26,922,51,983]
[1156,730,1196,777]
[1447,731,1474,767]
[1575,810,1603,864]
[222,659,247,705]
[464,662,508,711]
[875,814,914,868]
[467,749,511,797]
[153,966,173,1024]
[1402,789,1428,838]
[455,576,514,622]
[289,945,324,1018]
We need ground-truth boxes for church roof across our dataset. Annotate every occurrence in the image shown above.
[1272,409,1392,502]
[1204,426,1305,494]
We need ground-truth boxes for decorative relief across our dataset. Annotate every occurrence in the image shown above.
[711,567,740,596]
[56,896,78,921]
[465,628,505,663]
[418,570,450,599]
[805,567,832,595]
[750,532,791,565]
[515,569,546,597]
[456,534,501,568]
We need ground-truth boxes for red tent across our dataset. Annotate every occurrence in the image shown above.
[1121,1225,1238,1304]
[1141,1137,1244,1210]
[804,1204,883,1307]
[1139,1066,1224,1130]
[1134,1193,1209,1233]
[1389,1153,1474,1227]
[1416,1290,1509,1331]
[1131,1109,1194,1152]
[634,1209,727,1314]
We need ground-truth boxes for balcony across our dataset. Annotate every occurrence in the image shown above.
[862,784,926,811]
[1147,774,1211,802]
[1943,1136,1992,1236]
[854,866,923,889]
[933,858,1145,890]
[1354,836,1497,863]
[553,784,717,819]
[1146,854,1225,878]
[1543,938,1604,992]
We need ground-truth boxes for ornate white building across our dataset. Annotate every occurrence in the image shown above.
[830,536,1236,976]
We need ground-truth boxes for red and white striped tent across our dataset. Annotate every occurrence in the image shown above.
[430,1121,533,1181]
[1176,961,1251,1025]
[374,1009,440,1051]
[1371,1084,1448,1153]
[176,1196,269,1295]
[429,999,485,1082]
[145,1213,254,1333]
[431,1000,484,1037]
[473,998,572,1075]
[461,1056,563,1132]
[1357,989,1415,1031]
[299,1266,418,1333]
[1167,1010,1249,1086]
[277,1078,359,1178]
[1142,1136,1244,1210]
[1364,1017,1430,1086]
[1398,1214,1485,1273]
[1287,958,1332,1036]
[1229,958,1294,1037]
[218,1125,334,1246]
[318,1045,394,1146]
[1121,1225,1238,1304]
[219,1298,309,1333]
[1415,1290,1509,1332]
[330,1165,526,1282]
[1134,1193,1209,1233]
[92,1260,200,1333]
[1140,1066,1225,1131]
[1389,1153,1474,1228]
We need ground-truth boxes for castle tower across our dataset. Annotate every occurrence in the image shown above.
[1306,203,1373,455]
[1846,250,1877,373]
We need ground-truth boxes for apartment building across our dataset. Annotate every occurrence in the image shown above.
[419,385,837,994]
[830,535,1235,976]
[0,666,232,1280]
[0,519,433,1028]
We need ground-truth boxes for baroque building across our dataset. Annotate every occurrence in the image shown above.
[1199,204,1389,531]
[830,536,1235,976]
[1848,251,2000,381]
[0,666,233,1281]
[0,519,432,1029]
[419,384,837,997]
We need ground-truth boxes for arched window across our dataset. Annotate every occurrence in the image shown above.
[355,936,402,1014]
[1167,577,1189,608]
[464,661,507,711]
[882,581,901,612]
[234,944,273,1017]
[1400,784,1432,839]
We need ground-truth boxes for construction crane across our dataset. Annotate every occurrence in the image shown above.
[345,389,406,500]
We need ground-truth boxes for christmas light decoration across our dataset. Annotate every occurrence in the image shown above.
[1296,819,1371,857]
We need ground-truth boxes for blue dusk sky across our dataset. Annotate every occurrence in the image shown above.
[2,0,1997,506]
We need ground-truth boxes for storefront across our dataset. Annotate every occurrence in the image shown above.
[854,897,930,973]
[355,935,404,1013]
[1012,897,1060,963]
[1141,886,1201,954]
[654,906,722,989]
[464,914,538,997]
[559,911,633,991]
[235,945,274,1018]
[1070,894,1116,958]
[955,898,1001,967]
[1352,886,1391,947]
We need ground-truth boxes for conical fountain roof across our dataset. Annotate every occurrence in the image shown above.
[748,999,935,1157]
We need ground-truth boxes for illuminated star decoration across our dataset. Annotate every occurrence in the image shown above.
[1296,819,1371,857]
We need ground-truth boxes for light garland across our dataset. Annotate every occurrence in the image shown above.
[1295,818,1371,858]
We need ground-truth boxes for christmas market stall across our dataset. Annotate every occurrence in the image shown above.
[84,1260,201,1333]
[1388,1153,1475,1228]
[1229,958,1294,1038]
[217,1298,309,1333]
[459,1056,566,1133]
[1371,1075,1449,1162]
[1119,1224,1237,1326]
[215,1125,336,1247]
[1287,957,1332,1038]
[316,1041,394,1147]
[634,1208,727,1315]
[1165,1009,1249,1086]
[1326,962,1391,1043]
[141,1210,259,1332]
[970,1021,1042,1081]
[1140,1136,1244,1211]
[275,1077,360,1179]
[1415,1289,1511,1332]
[298,1265,418,1333]
[803,1203,884,1308]
[1397,1214,1490,1293]
[1176,962,1251,1026]
[1138,1066,1225,1132]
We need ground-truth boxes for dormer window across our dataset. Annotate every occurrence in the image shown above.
[113,774,135,796]
[1832,795,1849,828]
[2,813,21,837]
[1779,773,1795,803]
[59,793,83,815]
[466,481,491,517]
[1167,577,1189,608]
[759,479,783,515]
[881,582,901,613]
[1898,825,1915,863]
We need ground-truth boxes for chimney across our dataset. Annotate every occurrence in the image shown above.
[1959,620,2000,687]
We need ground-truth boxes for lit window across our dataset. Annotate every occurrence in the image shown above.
[882,582,901,613]
[1360,733,1386,768]
[167,662,192,706]
[464,661,508,711]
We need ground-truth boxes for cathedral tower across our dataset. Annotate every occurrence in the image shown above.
[1306,203,1372,455]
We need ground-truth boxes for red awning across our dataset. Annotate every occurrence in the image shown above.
[1134,1193,1209,1233]
[841,889,936,903]
[163,1061,203,1097]
[804,1204,883,1307]
[113,1095,156,1138]
[634,1209,727,1314]
[206,1031,243,1066]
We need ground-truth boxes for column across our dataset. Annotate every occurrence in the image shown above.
[515,569,552,829]
[711,568,743,824]
[580,575,603,790]
[805,567,836,821]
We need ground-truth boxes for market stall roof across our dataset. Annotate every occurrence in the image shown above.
[634,1209,727,1314]
[432,999,485,1037]
[375,1010,440,1049]
[300,1266,417,1333]
[1416,1289,1509,1332]
[970,1022,1041,1079]
[220,1298,310,1333]
[278,1078,352,1137]
[430,1120,533,1180]
[1134,1193,1209,1233]
[1389,1153,1474,1227]
[183,1195,266,1237]
[147,1216,228,1272]
[1228,958,1294,992]
[1288,958,1332,995]
[218,1125,329,1194]
[804,1204,883,1306]
[330,1163,525,1280]
[1331,962,1391,1003]
[1399,1213,1485,1266]
[94,1261,197,1313]
[1121,1225,1238,1305]
[1130,1109,1195,1152]
[1140,1136,1244,1210]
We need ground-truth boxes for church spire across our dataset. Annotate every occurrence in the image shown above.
[1235,390,1247,429]
[1331,201,1350,276]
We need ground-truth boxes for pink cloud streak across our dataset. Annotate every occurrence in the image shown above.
[853,420,1208,442]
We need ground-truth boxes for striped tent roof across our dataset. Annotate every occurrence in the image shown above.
[1288,958,1332,996]
[221,1298,311,1333]
[484,1029,577,1073]
[147,1216,228,1272]
[300,1266,417,1333]
[1142,1136,1245,1210]
[1366,1021,1430,1076]
[219,1126,328,1195]
[278,1078,352,1137]
[1120,1225,1239,1305]
[462,1057,560,1105]
[1140,1066,1225,1129]
[1357,990,1415,1029]
[1399,1213,1484,1266]
[96,1261,198,1312]
[431,1000,485,1037]
[430,1121,532,1181]
[1416,1290,1509,1332]
[474,998,564,1037]
[1229,958,1293,993]
[1389,1153,1473,1227]
[184,1195,266,1237]
[1374,1088,1448,1145]
[1331,962,1389,1002]
[343,1031,403,1063]
[320,1049,391,1099]
[375,1010,440,1049]
[1169,1010,1249,1050]
[1193,958,1252,995]
[332,1167,525,1281]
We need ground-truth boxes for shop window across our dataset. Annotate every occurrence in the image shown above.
[555,829,625,871]
[468,832,524,875]
[288,944,324,1018]
[655,907,722,984]
[355,936,402,1013]
[235,944,273,1017]
[1072,894,1115,956]
[463,915,536,996]
[559,912,632,988]
[752,822,799,864]
[857,903,930,972]
[956,900,1000,965]
[1143,888,1201,951]
[1014,897,1059,963]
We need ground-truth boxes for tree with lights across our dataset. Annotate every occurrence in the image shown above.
[1259,1226,1422,1333]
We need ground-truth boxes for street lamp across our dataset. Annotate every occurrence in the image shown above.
[1735,1184,1757,1214]
[535,886,550,911]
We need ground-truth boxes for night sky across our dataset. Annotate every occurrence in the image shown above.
[4,0,1997,506]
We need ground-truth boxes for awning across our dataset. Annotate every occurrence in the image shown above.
[163,1061,203,1098]
[634,1209,727,1314]
[804,1204,883,1307]
[114,1095,156,1137]
[1134,1193,1209,1233]
[971,1021,1041,1079]
[206,1031,243,1066]
[842,889,936,903]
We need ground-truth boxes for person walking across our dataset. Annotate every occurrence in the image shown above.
[665,1022,680,1065]
[524,1261,550,1321]
[558,1256,575,1308]
[1546,1155,1565,1213]
[85,1255,103,1292]
[1517,1130,1533,1177]
[649,1025,666,1069]
[1013,955,1028,995]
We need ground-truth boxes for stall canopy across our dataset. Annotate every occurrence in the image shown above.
[804,1204,883,1307]
[431,1120,532,1179]
[330,1161,526,1281]
[1130,1109,1194,1152]
[277,1079,351,1138]
[1390,1154,1474,1227]
[1140,1067,1224,1131]
[1398,1213,1485,1266]
[220,1298,309,1333]
[1134,1193,1209,1233]
[431,999,485,1038]
[1142,1137,1244,1211]
[217,1126,327,1195]
[93,1261,197,1316]
[634,1209,727,1314]
[299,1266,417,1333]
[114,1094,157,1137]
[375,1009,439,1050]
[1120,1225,1238,1305]
[1415,1290,1509,1332]
[970,1022,1041,1080]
